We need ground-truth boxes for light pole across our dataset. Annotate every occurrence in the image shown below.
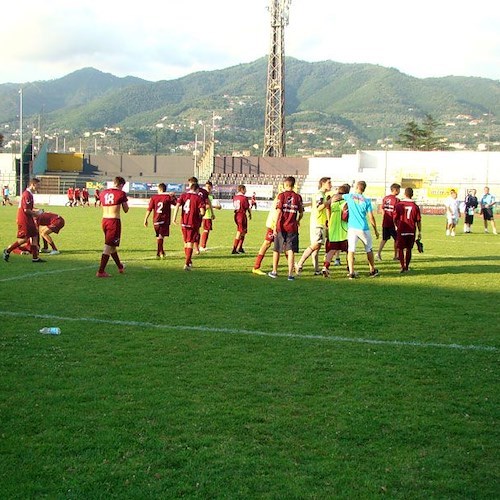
[19,87,23,194]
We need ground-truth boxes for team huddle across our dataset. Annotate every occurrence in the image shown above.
[252,178,422,280]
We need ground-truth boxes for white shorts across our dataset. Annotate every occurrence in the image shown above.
[447,215,458,225]
[347,228,373,253]
[310,226,326,246]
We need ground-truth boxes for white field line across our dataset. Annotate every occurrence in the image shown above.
[0,265,96,283]
[0,310,497,352]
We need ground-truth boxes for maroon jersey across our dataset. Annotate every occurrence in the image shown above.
[381,194,400,228]
[148,193,173,226]
[394,199,421,235]
[37,212,59,226]
[17,188,35,226]
[276,190,303,233]
[100,188,128,207]
[176,191,204,228]
[233,193,249,213]
[197,187,209,206]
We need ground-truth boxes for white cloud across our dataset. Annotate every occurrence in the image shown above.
[0,0,498,84]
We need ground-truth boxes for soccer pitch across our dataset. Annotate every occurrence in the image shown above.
[1,205,499,498]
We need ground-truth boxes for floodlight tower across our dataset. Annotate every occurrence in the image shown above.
[263,0,291,157]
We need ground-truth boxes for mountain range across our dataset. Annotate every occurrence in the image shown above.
[1,57,498,156]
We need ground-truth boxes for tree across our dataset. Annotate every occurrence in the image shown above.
[0,133,4,149]
[396,114,449,150]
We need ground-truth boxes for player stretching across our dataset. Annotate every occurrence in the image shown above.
[37,212,65,254]
[173,182,205,270]
[144,183,174,259]
[96,176,129,277]
[3,178,45,263]
[393,187,422,273]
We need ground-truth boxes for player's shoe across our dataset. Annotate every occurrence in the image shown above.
[237,248,245,254]
[451,230,455,237]
[49,250,60,255]
[40,248,51,253]
[348,272,358,280]
[96,271,111,278]
[183,264,192,271]
[334,259,341,266]
[231,249,239,254]
[2,248,10,262]
[400,268,409,274]
[252,268,266,276]
[287,275,295,281]
[160,253,166,259]
[446,229,450,236]
[321,267,330,278]
[267,271,278,279]
[118,264,125,274]
[376,253,382,261]
[199,247,207,253]
[415,239,424,253]
[32,258,46,263]
[369,268,380,277]
[314,270,322,276]
[294,263,303,276]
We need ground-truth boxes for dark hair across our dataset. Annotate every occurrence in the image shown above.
[205,181,213,187]
[114,176,126,187]
[338,183,350,195]
[284,176,295,187]
[158,183,166,192]
[405,187,414,198]
[390,183,401,191]
[318,177,331,189]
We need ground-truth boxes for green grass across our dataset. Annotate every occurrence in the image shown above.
[0,205,499,498]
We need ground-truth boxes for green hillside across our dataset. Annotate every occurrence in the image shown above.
[0,58,498,155]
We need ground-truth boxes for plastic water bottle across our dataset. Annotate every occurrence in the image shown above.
[40,327,61,335]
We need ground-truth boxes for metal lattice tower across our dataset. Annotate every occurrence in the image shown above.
[263,0,291,157]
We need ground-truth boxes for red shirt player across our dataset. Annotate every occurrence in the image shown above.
[66,187,74,207]
[268,176,304,279]
[173,182,205,270]
[37,211,65,254]
[393,187,422,273]
[96,177,129,277]
[74,187,81,206]
[3,178,45,263]
[144,183,175,259]
[232,184,251,254]
[377,183,401,261]
[81,187,90,206]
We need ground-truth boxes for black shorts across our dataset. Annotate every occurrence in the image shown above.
[274,231,299,253]
[482,208,494,221]
[465,214,474,224]
[382,227,397,241]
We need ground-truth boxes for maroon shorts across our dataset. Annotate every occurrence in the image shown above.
[326,240,348,252]
[396,234,415,250]
[202,219,213,231]
[182,227,200,243]
[102,218,122,247]
[234,213,248,234]
[46,216,65,234]
[17,221,38,239]
[154,222,170,237]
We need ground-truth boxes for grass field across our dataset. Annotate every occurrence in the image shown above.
[0,204,499,498]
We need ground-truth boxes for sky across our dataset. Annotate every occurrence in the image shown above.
[1,0,499,85]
